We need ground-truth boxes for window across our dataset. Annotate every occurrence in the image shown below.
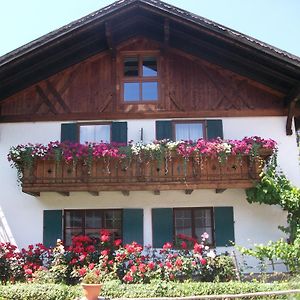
[174,121,205,141]
[64,209,122,245]
[79,124,111,144]
[174,208,214,245]
[122,55,158,102]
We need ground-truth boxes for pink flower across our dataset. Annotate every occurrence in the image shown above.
[181,241,187,249]
[79,268,87,277]
[101,235,110,243]
[193,243,203,254]
[25,268,33,275]
[163,242,172,250]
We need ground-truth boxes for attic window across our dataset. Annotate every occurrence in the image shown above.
[122,55,158,102]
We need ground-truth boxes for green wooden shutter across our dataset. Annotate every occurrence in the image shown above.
[111,122,127,144]
[214,207,235,247]
[207,120,223,139]
[61,123,78,142]
[152,208,173,248]
[156,121,173,140]
[123,209,143,245]
[43,210,63,248]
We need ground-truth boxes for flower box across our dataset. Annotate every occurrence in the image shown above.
[8,137,275,194]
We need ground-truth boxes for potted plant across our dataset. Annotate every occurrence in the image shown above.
[80,266,103,300]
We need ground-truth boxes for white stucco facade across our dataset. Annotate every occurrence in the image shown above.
[0,116,299,271]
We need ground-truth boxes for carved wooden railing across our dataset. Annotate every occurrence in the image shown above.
[21,150,272,195]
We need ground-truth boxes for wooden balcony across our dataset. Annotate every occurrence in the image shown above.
[21,151,271,196]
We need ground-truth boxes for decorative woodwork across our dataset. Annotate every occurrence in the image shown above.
[21,151,271,195]
[0,38,284,122]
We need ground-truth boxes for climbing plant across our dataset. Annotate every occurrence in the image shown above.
[246,154,300,242]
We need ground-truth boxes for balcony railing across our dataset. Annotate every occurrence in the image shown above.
[21,151,271,196]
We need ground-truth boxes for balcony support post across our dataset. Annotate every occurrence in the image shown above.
[58,192,70,197]
[88,191,99,196]
[185,189,193,195]
[122,190,130,196]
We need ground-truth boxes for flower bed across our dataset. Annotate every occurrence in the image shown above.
[0,232,235,285]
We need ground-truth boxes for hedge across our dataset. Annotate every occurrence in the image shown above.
[0,280,299,300]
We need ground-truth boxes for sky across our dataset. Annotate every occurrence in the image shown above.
[0,0,300,58]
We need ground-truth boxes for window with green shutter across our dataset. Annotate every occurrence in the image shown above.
[123,209,143,245]
[61,123,78,142]
[214,207,235,247]
[43,210,63,248]
[207,120,224,139]
[152,208,173,248]
[156,119,223,141]
[61,122,127,144]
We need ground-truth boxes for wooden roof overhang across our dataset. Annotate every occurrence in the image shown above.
[1,0,300,132]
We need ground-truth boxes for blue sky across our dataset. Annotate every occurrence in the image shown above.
[0,0,300,57]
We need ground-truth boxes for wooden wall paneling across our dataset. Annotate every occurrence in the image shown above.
[0,37,285,121]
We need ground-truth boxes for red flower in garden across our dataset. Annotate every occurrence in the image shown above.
[79,267,87,277]
[175,258,183,267]
[86,245,95,253]
[165,261,172,269]
[100,229,110,236]
[181,241,187,249]
[24,268,33,275]
[200,258,207,265]
[130,265,137,273]
[138,263,146,273]
[148,261,155,270]
[163,242,172,250]
[193,243,203,254]
[114,239,122,247]
[88,263,95,270]
[101,249,109,256]
[101,234,110,243]
[123,272,133,283]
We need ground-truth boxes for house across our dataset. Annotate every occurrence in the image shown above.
[1,0,300,270]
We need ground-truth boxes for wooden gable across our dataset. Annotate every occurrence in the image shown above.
[0,37,284,122]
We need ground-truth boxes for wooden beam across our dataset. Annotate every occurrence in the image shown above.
[216,189,227,194]
[58,192,70,196]
[286,101,296,136]
[24,191,40,197]
[35,85,58,115]
[164,18,170,46]
[0,108,288,123]
[105,21,115,55]
[45,80,72,113]
[285,84,300,135]
[88,191,99,196]
[122,190,130,196]
[154,190,160,195]
[185,189,193,195]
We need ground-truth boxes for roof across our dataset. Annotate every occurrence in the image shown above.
[1,0,300,100]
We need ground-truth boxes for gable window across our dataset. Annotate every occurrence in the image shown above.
[174,121,205,141]
[64,209,122,245]
[122,55,158,102]
[174,208,214,245]
[79,123,111,144]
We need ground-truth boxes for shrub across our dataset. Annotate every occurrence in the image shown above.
[0,280,299,300]
[238,230,300,273]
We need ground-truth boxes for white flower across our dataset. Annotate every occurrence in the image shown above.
[207,250,216,259]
